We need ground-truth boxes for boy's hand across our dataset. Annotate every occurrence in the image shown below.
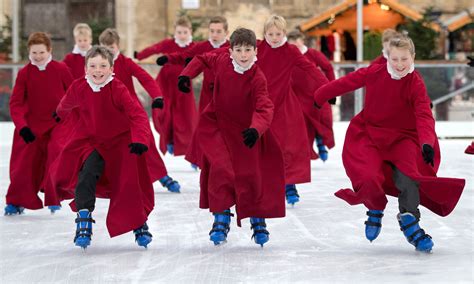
[178,76,191,93]
[184,57,193,66]
[422,144,434,166]
[133,51,138,59]
[128,143,148,155]
[467,55,474,67]
[328,98,336,105]
[156,56,168,66]
[52,111,61,123]
[19,127,35,144]
[242,128,259,149]
[151,97,164,109]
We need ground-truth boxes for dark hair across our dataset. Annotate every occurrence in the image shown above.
[85,45,114,66]
[99,28,120,46]
[209,16,228,31]
[287,30,304,41]
[230,28,256,48]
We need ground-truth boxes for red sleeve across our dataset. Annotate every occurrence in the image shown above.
[181,52,219,79]
[411,75,436,147]
[115,84,151,145]
[127,58,163,99]
[314,67,368,107]
[9,68,28,129]
[294,49,328,90]
[56,82,80,119]
[250,70,274,135]
[167,42,205,65]
[313,50,336,81]
[61,63,74,91]
[136,40,168,60]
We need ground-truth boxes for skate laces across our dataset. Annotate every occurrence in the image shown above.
[398,214,432,247]
[365,210,383,227]
[133,223,153,240]
[285,185,299,197]
[160,176,177,188]
[250,218,269,239]
[209,210,233,236]
[74,211,95,242]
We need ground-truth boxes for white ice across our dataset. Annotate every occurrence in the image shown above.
[0,121,472,283]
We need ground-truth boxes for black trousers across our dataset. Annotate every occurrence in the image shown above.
[392,165,420,219]
[75,150,104,212]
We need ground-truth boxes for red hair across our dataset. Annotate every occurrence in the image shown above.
[27,32,52,51]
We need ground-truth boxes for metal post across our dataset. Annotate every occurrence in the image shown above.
[12,0,19,63]
[354,0,364,115]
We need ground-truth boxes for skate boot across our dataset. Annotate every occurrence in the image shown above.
[4,204,25,215]
[250,217,269,247]
[285,184,300,206]
[167,143,174,155]
[316,137,328,162]
[397,212,434,252]
[209,209,233,245]
[365,210,383,242]
[133,222,153,248]
[191,163,199,171]
[74,209,95,249]
[48,205,61,214]
[159,175,181,193]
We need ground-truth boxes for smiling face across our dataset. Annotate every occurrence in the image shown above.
[388,47,414,76]
[265,25,285,47]
[75,35,92,51]
[230,44,257,68]
[174,25,192,43]
[29,44,51,65]
[208,23,227,44]
[85,55,113,85]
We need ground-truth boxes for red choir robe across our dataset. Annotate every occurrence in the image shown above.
[6,60,73,209]
[50,78,154,237]
[136,39,198,155]
[113,53,167,181]
[257,40,324,184]
[181,52,285,225]
[314,63,465,216]
[167,40,230,113]
[63,53,85,79]
[291,48,332,159]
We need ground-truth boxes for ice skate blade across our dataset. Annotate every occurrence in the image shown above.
[212,240,227,246]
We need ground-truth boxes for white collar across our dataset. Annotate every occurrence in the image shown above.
[208,38,226,49]
[300,45,308,55]
[174,37,192,48]
[382,49,388,59]
[85,73,115,92]
[72,45,90,57]
[230,55,257,74]
[265,36,287,49]
[387,62,414,80]
[29,54,52,71]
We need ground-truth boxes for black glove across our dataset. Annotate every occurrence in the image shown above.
[156,56,168,66]
[52,111,60,123]
[422,144,434,167]
[328,98,336,105]
[467,55,474,67]
[151,97,164,109]
[128,143,148,155]
[242,128,259,149]
[19,127,35,144]
[184,57,193,66]
[133,51,138,59]
[178,76,191,93]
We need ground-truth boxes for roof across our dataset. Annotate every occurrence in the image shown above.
[443,6,474,32]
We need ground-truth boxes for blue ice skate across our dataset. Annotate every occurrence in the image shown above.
[74,209,95,249]
[159,175,181,193]
[316,137,328,162]
[48,205,61,214]
[4,204,25,215]
[285,184,300,206]
[191,163,199,171]
[133,222,153,248]
[250,217,269,247]
[166,143,174,155]
[397,212,434,252]
[209,209,233,245]
[365,210,384,242]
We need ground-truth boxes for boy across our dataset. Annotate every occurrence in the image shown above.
[52,46,154,249]
[99,28,180,193]
[313,36,465,252]
[288,30,335,162]
[5,32,73,215]
[371,28,400,65]
[135,17,198,157]
[63,23,93,79]
[179,28,285,247]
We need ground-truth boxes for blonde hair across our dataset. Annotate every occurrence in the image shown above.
[175,17,192,29]
[388,36,415,55]
[382,28,399,43]
[73,23,92,38]
[99,28,120,46]
[264,15,287,34]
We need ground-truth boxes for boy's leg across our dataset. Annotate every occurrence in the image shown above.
[75,150,104,211]
[392,165,420,219]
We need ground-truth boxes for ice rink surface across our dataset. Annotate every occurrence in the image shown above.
[0,122,472,283]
